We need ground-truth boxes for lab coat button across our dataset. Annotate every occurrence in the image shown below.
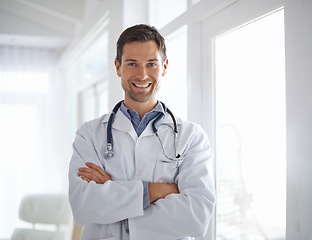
[136,169,141,176]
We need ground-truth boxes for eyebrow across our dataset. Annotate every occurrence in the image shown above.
[124,58,159,62]
[147,59,159,62]
[124,59,137,62]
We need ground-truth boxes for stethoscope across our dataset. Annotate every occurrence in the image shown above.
[104,101,184,165]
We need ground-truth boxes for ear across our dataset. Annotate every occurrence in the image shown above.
[162,58,168,77]
[114,58,122,77]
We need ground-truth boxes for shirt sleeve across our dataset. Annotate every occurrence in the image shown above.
[142,181,151,209]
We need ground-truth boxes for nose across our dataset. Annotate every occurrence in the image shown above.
[135,66,148,80]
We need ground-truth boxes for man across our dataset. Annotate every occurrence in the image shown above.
[69,24,215,240]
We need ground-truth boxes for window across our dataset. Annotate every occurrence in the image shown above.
[149,0,187,28]
[0,71,49,93]
[0,46,58,238]
[78,82,109,124]
[158,25,188,119]
[215,9,286,240]
[78,31,109,84]
[65,27,110,125]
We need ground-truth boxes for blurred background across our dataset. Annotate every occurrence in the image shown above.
[0,0,311,240]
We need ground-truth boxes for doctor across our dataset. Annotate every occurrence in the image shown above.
[69,24,215,240]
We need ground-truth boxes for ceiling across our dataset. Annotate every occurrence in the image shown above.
[0,0,84,49]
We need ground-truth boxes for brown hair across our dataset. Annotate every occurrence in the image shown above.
[116,24,167,64]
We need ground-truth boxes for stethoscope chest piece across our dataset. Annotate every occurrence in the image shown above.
[104,143,114,158]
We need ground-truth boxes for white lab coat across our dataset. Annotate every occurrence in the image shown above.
[69,109,215,240]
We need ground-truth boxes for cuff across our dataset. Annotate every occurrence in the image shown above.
[142,181,150,209]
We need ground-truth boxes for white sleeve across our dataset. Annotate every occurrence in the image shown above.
[68,123,144,226]
[128,125,215,240]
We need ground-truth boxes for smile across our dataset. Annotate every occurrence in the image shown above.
[133,83,151,88]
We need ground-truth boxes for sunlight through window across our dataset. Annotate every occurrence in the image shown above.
[215,9,286,240]
[0,71,49,93]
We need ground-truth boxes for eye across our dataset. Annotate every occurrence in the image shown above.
[148,63,157,67]
[128,62,136,66]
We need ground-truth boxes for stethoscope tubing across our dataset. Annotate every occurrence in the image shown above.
[105,101,182,163]
[106,101,123,145]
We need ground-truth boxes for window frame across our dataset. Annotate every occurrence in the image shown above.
[201,0,284,239]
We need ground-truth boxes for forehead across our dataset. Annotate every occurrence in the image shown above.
[122,41,161,61]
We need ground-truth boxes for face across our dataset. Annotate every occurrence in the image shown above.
[115,41,168,106]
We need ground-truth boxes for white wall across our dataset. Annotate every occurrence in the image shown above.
[285,0,312,239]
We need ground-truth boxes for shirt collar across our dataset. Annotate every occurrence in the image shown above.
[120,101,165,122]
[120,101,165,136]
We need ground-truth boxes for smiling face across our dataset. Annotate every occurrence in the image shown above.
[115,40,168,109]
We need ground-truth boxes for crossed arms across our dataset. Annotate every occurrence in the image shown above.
[78,162,179,203]
[69,120,215,239]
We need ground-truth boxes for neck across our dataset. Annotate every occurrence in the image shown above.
[124,98,157,120]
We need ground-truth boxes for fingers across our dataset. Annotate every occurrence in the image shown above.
[168,183,179,194]
[85,162,112,181]
[85,162,109,177]
[78,162,112,184]
[80,175,91,183]
[148,183,180,203]
[78,168,102,183]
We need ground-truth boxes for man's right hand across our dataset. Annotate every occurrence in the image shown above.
[148,182,179,203]
[78,162,112,184]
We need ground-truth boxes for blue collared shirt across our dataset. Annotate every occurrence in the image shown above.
[120,101,165,136]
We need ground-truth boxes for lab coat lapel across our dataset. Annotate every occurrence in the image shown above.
[114,110,138,141]
[102,110,137,140]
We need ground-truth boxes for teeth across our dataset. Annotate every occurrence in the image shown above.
[133,83,150,88]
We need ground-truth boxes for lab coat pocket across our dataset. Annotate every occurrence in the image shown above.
[153,157,181,183]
